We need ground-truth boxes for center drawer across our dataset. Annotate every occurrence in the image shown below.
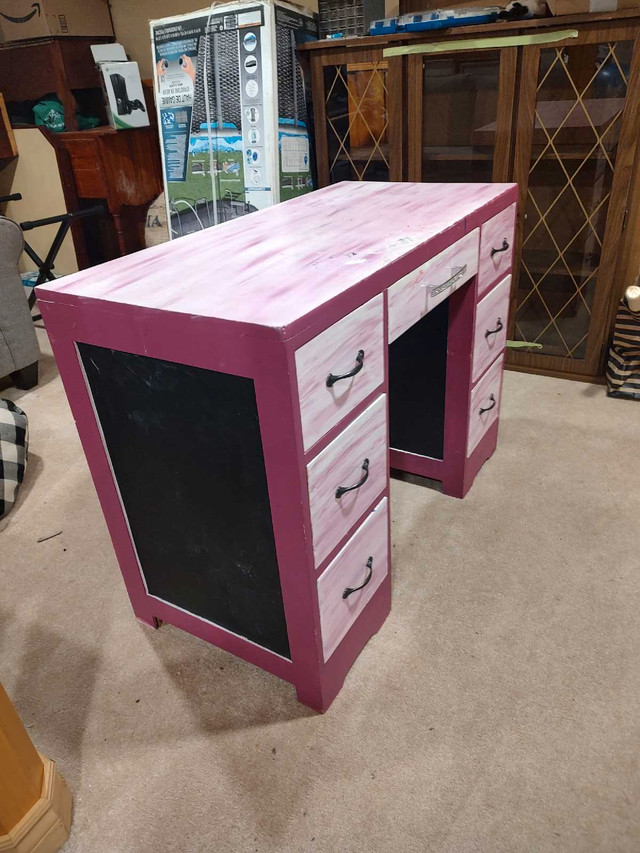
[307,394,387,567]
[317,497,389,662]
[388,229,479,344]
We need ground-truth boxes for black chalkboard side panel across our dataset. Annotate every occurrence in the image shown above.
[388,299,449,461]
[78,343,290,659]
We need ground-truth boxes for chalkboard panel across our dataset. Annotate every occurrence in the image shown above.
[78,344,290,659]
[388,299,449,460]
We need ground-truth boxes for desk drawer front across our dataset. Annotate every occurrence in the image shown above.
[307,395,387,567]
[296,295,384,451]
[467,354,504,456]
[478,204,516,297]
[472,275,511,383]
[388,230,479,343]
[317,497,389,662]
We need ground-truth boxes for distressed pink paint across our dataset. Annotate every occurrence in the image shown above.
[317,498,389,662]
[478,203,517,297]
[37,180,517,711]
[472,275,511,383]
[307,394,387,567]
[295,294,384,450]
[40,181,516,339]
[468,355,505,456]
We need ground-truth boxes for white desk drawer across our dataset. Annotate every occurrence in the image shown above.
[317,497,389,662]
[296,294,384,451]
[472,275,511,383]
[307,395,387,567]
[388,229,479,343]
[467,354,504,456]
[478,203,516,297]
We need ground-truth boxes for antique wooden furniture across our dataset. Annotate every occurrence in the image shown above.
[38,181,516,711]
[301,9,640,381]
[0,37,162,265]
[0,682,72,853]
[45,124,163,263]
[0,37,112,132]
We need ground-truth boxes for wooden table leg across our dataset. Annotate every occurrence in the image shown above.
[0,683,72,853]
[112,211,129,256]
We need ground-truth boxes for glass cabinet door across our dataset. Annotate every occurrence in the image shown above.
[322,58,391,183]
[511,36,639,375]
[408,48,517,183]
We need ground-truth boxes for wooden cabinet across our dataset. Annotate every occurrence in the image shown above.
[512,27,640,378]
[302,11,640,381]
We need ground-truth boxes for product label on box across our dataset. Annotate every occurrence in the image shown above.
[152,8,271,239]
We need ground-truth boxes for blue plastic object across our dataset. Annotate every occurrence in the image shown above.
[398,8,501,31]
[370,7,501,35]
[369,17,399,34]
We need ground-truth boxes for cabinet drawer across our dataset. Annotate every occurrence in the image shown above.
[478,203,516,297]
[472,275,511,383]
[467,354,504,456]
[388,229,479,343]
[296,294,384,451]
[317,497,389,662]
[307,395,387,567]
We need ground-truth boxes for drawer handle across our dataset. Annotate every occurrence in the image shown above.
[490,239,509,258]
[326,349,365,388]
[485,318,504,339]
[479,394,497,415]
[430,263,467,298]
[342,556,374,599]
[336,458,370,499]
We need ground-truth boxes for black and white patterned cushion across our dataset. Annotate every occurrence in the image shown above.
[0,399,28,519]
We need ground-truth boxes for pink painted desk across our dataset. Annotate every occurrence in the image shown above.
[38,181,517,712]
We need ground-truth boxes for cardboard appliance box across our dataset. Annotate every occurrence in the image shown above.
[0,0,113,43]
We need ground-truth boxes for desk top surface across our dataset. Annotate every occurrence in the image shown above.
[38,181,516,339]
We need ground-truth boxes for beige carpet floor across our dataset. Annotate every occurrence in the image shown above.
[2,327,640,852]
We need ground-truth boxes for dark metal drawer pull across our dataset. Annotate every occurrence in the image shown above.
[326,350,365,388]
[430,263,468,298]
[485,318,504,338]
[336,458,370,499]
[490,239,509,258]
[479,394,497,415]
[343,556,374,599]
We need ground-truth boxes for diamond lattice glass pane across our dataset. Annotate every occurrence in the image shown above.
[324,62,389,183]
[515,41,633,359]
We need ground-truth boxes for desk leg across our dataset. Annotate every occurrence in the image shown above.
[441,282,477,499]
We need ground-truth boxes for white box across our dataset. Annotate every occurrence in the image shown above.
[150,0,317,239]
[99,60,150,130]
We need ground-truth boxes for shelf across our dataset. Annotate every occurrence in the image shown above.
[422,146,493,161]
[522,251,599,279]
[334,145,390,161]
